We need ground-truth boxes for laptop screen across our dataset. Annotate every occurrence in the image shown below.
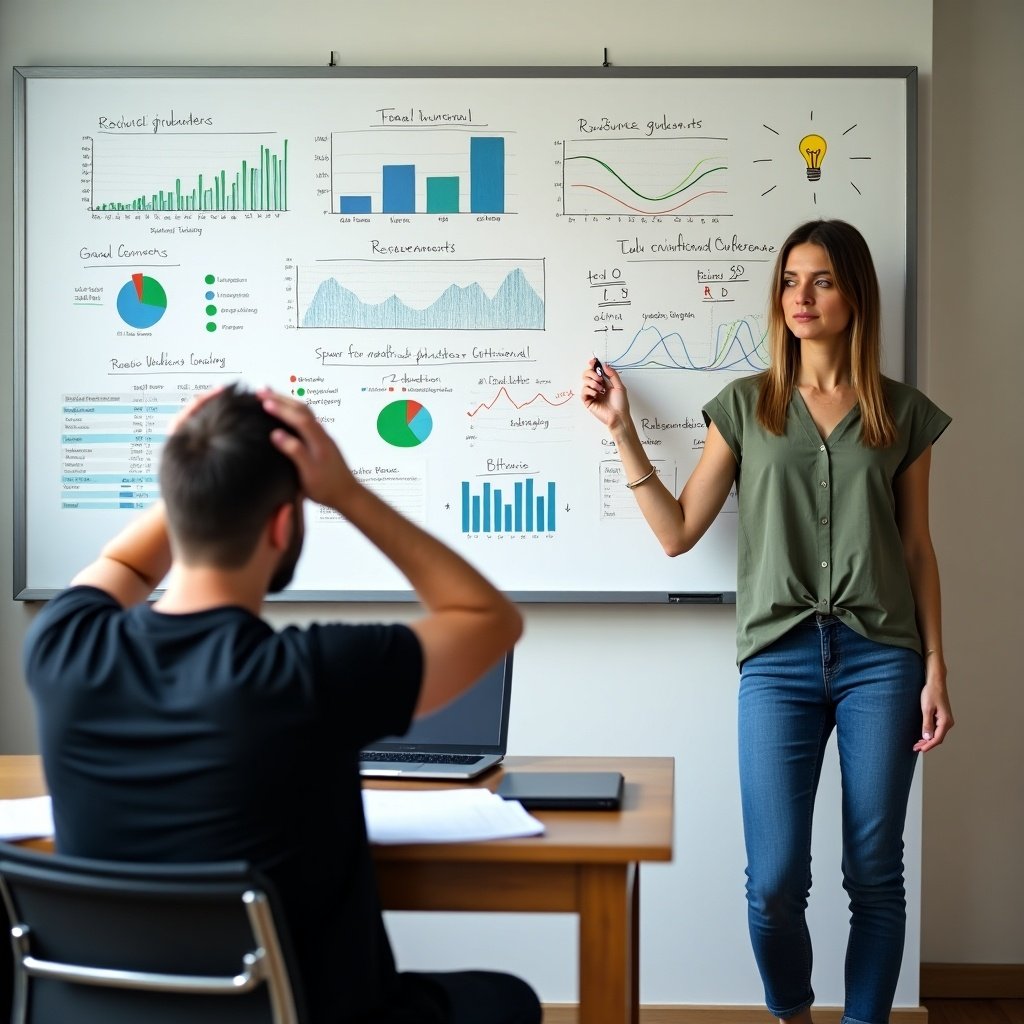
[367,650,513,751]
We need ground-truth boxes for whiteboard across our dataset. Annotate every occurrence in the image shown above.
[13,66,916,602]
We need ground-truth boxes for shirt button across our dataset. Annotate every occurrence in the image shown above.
[821,561,828,568]
[819,444,826,452]
[821,517,829,525]
[820,480,828,488]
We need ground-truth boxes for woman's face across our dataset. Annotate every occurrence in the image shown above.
[780,242,853,347]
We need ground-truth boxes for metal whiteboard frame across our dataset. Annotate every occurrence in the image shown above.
[12,64,917,603]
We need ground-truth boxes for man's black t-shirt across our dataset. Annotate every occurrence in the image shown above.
[23,585,423,1024]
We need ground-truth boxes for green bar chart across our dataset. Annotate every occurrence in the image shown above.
[89,135,289,212]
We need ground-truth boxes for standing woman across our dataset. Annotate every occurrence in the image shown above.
[581,219,953,1024]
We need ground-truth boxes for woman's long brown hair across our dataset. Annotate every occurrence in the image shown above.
[755,219,896,448]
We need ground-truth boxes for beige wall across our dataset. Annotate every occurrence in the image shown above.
[923,0,1024,963]
[0,0,1018,994]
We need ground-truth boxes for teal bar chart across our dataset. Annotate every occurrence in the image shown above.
[335,134,506,215]
[461,479,557,534]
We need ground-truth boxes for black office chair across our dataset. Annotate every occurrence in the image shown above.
[0,844,301,1024]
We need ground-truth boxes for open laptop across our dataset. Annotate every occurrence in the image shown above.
[359,649,513,780]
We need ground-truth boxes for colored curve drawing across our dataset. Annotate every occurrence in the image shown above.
[566,155,726,203]
[467,386,574,418]
[562,142,729,216]
[572,185,727,216]
[610,319,769,372]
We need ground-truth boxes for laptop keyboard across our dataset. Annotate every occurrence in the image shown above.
[361,751,484,765]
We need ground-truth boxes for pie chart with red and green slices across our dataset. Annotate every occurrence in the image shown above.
[116,273,167,329]
[377,399,433,447]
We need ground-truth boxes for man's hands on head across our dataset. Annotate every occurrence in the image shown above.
[166,385,225,436]
[257,390,522,714]
[257,388,360,512]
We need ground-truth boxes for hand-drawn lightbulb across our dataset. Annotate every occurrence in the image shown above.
[798,133,828,181]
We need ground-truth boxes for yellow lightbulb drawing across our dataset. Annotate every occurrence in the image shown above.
[799,133,828,181]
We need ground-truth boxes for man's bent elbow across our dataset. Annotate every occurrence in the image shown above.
[493,601,525,651]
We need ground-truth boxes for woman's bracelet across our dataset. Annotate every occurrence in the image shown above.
[625,466,657,490]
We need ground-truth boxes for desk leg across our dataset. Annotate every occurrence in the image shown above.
[578,863,638,1024]
[631,865,639,1024]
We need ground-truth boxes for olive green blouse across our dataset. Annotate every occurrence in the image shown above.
[703,375,951,665]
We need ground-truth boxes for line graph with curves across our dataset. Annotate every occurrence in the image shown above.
[467,385,574,418]
[608,318,768,373]
[560,137,730,217]
[465,385,576,445]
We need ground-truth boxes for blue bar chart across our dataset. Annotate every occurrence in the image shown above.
[469,137,504,213]
[338,195,371,214]
[382,164,415,213]
[461,479,557,534]
[333,131,508,215]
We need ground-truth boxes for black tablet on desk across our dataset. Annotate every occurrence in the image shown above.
[496,771,624,810]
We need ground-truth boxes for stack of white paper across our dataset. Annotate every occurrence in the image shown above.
[363,787,544,844]
[0,790,546,847]
[0,796,54,841]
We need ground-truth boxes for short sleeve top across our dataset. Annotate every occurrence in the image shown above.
[23,585,424,1024]
[703,375,951,665]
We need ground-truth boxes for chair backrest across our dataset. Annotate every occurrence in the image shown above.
[0,844,300,1024]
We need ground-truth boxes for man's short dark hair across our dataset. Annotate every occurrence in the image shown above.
[160,385,301,567]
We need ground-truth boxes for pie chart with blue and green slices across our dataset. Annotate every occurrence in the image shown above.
[116,273,167,329]
[377,400,433,447]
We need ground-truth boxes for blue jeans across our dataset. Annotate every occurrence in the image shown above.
[738,615,923,1024]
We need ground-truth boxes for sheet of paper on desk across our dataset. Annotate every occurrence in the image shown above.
[363,788,544,844]
[0,792,544,845]
[0,796,54,841]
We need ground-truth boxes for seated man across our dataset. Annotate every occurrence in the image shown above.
[22,385,539,1024]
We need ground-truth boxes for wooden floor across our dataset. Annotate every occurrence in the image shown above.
[543,1003,1023,1024]
[921,1000,1024,1024]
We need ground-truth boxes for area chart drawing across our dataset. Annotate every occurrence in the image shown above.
[299,260,545,330]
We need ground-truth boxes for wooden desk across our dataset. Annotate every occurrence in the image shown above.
[0,754,674,1024]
